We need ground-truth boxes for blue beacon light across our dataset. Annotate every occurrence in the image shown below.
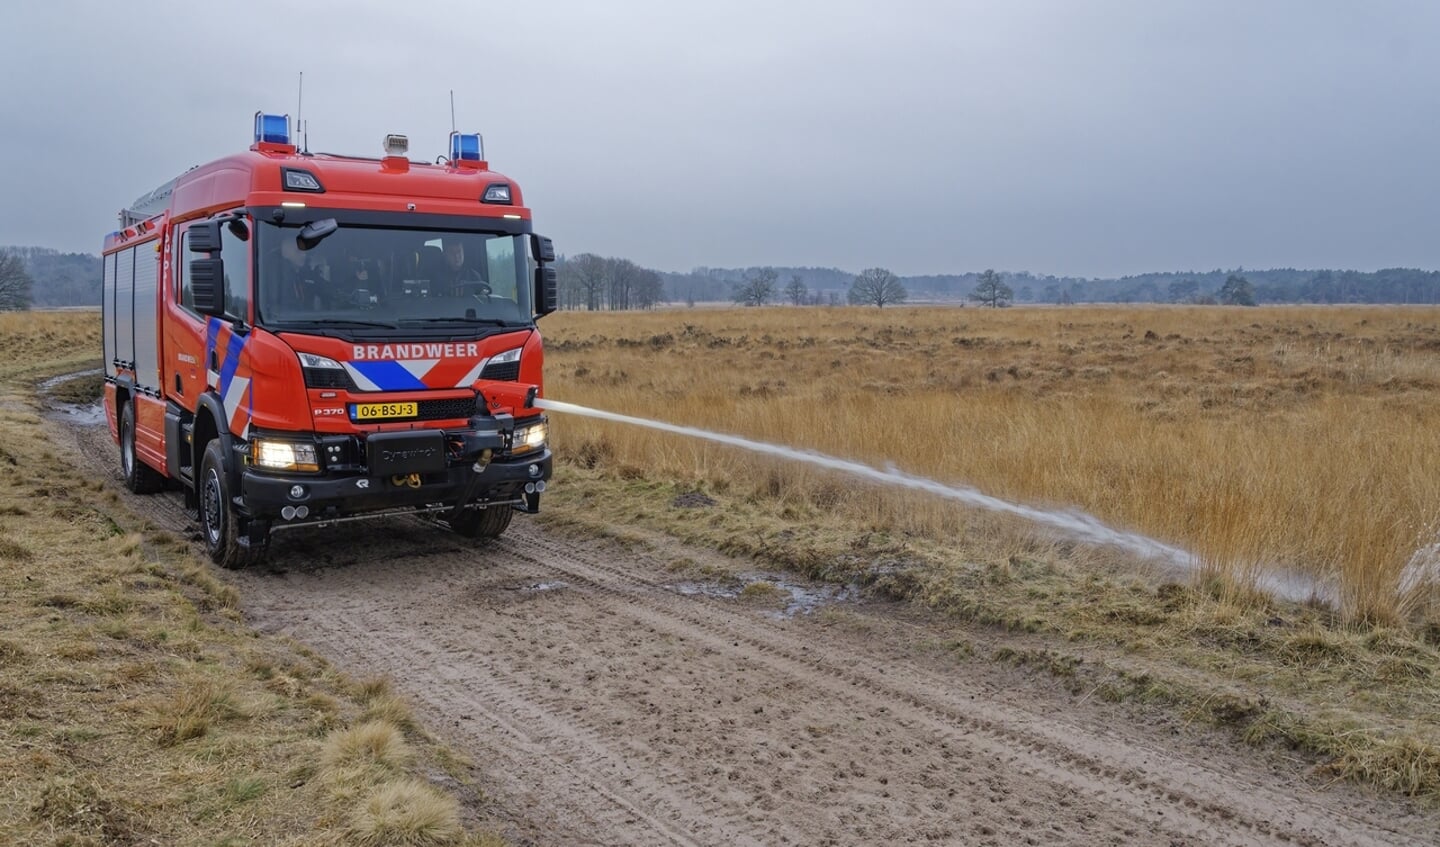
[254,113,291,145]
[450,132,484,162]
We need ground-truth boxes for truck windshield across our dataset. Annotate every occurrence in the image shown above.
[255,222,534,328]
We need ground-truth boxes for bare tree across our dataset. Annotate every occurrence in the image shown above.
[969,269,1013,308]
[847,267,907,307]
[567,253,608,311]
[607,258,644,310]
[0,250,34,311]
[784,273,808,306]
[734,267,777,307]
[633,268,664,309]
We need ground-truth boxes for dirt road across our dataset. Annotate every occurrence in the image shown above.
[51,410,1436,846]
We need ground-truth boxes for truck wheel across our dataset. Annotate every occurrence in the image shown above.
[120,402,164,494]
[448,505,513,540]
[199,439,265,569]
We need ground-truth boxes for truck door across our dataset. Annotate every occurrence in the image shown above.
[165,222,208,405]
[165,215,253,409]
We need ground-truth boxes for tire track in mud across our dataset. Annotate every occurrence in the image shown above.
[290,599,714,847]
[48,413,1434,847]
[248,525,1425,847]
[463,530,1422,847]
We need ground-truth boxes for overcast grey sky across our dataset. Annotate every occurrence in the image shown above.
[1,1,1436,277]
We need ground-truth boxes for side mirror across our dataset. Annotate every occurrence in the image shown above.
[534,266,558,317]
[187,221,225,316]
[297,218,338,250]
[190,257,226,316]
[188,221,221,253]
[530,234,555,264]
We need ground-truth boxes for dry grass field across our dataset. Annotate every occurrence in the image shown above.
[539,304,1440,799]
[541,305,1440,626]
[6,308,1438,804]
[0,311,503,846]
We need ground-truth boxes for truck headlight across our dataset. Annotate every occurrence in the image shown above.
[252,438,320,472]
[511,420,548,455]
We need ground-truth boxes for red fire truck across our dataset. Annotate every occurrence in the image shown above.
[103,113,557,568]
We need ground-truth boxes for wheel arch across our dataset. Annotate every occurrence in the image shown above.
[192,392,236,478]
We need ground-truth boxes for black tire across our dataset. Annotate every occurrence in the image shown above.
[120,401,164,494]
[448,505,513,540]
[198,439,265,569]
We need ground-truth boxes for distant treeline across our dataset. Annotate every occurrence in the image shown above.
[5,247,102,308]
[662,265,1440,307]
[9,244,1440,309]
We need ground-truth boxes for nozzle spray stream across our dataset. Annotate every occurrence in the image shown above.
[536,398,1357,604]
[535,398,1197,566]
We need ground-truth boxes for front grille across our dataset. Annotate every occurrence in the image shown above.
[480,360,520,381]
[417,397,477,421]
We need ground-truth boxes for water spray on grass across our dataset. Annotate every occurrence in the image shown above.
[537,398,1353,601]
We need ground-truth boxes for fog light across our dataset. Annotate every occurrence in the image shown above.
[524,482,536,494]
[528,463,541,478]
[535,481,546,493]
[281,506,297,520]
[289,484,306,499]
[295,505,309,519]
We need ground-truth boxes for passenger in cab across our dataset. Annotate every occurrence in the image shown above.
[276,236,329,310]
[438,239,491,298]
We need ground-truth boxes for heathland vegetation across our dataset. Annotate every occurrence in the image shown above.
[5,307,1438,803]
[0,312,503,846]
[543,305,1440,625]
[538,304,1440,798]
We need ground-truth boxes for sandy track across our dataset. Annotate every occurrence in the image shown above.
[50,409,1436,846]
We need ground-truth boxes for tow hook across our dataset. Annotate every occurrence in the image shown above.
[391,473,422,488]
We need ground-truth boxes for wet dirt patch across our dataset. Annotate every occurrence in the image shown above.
[668,574,856,619]
[38,369,107,427]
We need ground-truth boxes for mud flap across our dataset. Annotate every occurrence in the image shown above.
[237,518,270,552]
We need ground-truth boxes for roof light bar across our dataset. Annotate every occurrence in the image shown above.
[254,112,291,145]
[450,132,484,162]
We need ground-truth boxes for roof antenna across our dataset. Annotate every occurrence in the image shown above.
[297,71,308,153]
[450,89,457,134]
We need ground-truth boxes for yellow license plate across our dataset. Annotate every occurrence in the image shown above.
[351,402,418,421]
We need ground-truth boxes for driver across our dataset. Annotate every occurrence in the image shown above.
[438,239,490,297]
[277,236,329,310]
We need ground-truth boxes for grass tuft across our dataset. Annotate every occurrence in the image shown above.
[345,778,463,847]
[1333,736,1440,800]
[320,720,416,796]
[222,775,270,805]
[362,693,420,735]
[150,679,240,746]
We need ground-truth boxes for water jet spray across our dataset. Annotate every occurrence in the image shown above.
[534,398,1369,607]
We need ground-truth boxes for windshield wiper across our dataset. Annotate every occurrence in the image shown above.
[399,317,519,327]
[278,318,399,329]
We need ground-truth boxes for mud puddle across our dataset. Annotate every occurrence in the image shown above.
[669,574,856,618]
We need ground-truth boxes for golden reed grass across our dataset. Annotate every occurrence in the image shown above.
[542,305,1440,625]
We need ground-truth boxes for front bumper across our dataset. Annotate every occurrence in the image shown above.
[242,448,551,521]
[240,414,551,526]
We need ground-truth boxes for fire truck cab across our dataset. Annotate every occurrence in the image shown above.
[102,113,558,568]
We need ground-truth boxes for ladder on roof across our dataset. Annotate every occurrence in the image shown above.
[119,176,178,227]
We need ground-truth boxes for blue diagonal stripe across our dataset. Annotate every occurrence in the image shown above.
[205,317,222,375]
[218,331,248,397]
[349,360,428,391]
